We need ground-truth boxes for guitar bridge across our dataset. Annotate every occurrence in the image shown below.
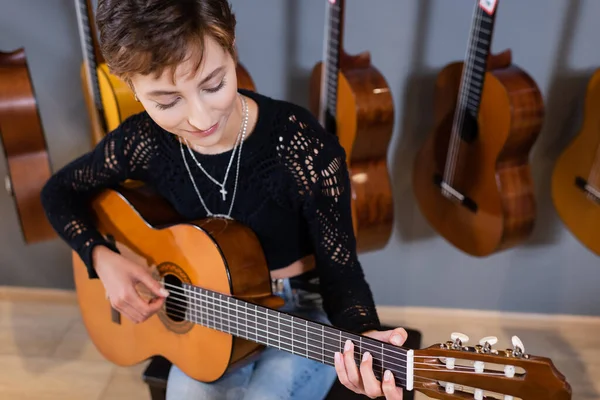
[575,176,600,203]
[433,174,478,213]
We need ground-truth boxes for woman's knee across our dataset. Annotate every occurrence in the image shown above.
[165,363,254,400]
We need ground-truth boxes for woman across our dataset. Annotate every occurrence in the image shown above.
[41,0,408,398]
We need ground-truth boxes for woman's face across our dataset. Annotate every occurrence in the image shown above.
[129,36,240,153]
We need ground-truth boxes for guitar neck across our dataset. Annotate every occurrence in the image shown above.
[318,0,345,134]
[456,1,498,120]
[74,0,106,127]
[169,282,413,390]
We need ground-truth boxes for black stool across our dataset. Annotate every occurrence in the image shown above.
[142,327,422,400]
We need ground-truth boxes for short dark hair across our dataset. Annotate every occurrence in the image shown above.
[96,0,237,81]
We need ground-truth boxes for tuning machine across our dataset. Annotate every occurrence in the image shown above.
[505,335,528,358]
[476,336,498,354]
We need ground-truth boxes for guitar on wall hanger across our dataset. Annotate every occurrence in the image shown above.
[551,67,600,256]
[0,48,57,244]
[74,0,257,146]
[412,0,544,257]
[72,185,572,399]
[308,0,395,253]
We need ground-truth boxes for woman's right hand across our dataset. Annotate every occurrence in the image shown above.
[93,245,170,324]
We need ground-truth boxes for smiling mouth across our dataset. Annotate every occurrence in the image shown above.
[188,122,219,136]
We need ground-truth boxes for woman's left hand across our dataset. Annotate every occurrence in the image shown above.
[333,327,407,399]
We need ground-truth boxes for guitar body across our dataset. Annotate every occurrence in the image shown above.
[82,62,257,145]
[72,185,283,382]
[309,52,394,253]
[551,68,600,255]
[413,51,543,256]
[0,48,56,243]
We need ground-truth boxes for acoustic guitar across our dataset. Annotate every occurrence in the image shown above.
[308,0,394,253]
[0,48,56,244]
[74,0,257,145]
[412,0,544,257]
[71,184,571,399]
[551,67,600,256]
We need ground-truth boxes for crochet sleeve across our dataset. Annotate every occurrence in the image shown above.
[41,113,157,279]
[277,106,382,334]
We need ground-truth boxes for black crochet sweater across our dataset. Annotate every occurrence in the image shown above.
[41,89,381,334]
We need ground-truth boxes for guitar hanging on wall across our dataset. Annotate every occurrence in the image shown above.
[309,0,395,253]
[551,67,600,256]
[0,48,57,244]
[412,0,544,257]
[74,0,257,146]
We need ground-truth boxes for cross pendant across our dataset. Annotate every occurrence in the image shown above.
[220,187,227,201]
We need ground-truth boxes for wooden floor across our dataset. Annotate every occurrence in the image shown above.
[1,286,598,400]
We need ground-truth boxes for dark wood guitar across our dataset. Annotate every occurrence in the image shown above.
[74,0,257,145]
[308,0,394,253]
[71,184,571,399]
[412,0,544,256]
[0,48,56,244]
[551,67,600,256]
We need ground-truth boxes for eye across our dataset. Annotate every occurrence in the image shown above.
[155,98,180,110]
[204,78,226,93]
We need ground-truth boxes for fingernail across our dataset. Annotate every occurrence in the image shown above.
[160,289,169,297]
[334,352,341,363]
[392,334,403,346]
[384,370,392,381]
[344,339,352,352]
[362,352,371,362]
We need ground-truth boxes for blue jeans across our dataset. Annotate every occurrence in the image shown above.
[165,276,338,399]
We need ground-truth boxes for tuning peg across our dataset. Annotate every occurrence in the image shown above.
[479,336,498,346]
[450,332,469,347]
[512,335,525,356]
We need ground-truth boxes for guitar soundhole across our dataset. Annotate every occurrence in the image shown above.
[156,261,194,334]
[163,274,185,323]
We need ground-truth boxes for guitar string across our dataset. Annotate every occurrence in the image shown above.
[161,282,409,362]
[447,6,485,185]
[446,5,484,189]
[157,282,511,378]
[443,2,479,188]
[163,296,495,375]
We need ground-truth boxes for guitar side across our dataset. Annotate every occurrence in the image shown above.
[413,51,543,256]
[551,68,600,256]
[309,53,395,253]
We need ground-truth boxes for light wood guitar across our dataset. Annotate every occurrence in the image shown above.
[551,68,600,256]
[74,0,257,145]
[309,0,394,253]
[72,184,571,399]
[412,0,544,256]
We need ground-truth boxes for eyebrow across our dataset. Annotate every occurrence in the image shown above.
[146,66,225,97]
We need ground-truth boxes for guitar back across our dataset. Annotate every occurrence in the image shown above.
[72,185,276,382]
[413,54,543,256]
[309,54,395,253]
[551,68,600,256]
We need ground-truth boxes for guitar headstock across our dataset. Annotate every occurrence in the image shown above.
[412,332,572,400]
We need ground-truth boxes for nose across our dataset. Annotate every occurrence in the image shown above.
[187,99,211,131]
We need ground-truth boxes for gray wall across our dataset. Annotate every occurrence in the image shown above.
[1,0,599,317]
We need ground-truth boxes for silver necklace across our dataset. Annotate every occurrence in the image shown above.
[180,95,248,219]
[184,95,246,201]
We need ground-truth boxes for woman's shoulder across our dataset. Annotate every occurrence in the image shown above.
[242,89,344,157]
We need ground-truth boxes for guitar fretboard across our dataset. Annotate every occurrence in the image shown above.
[164,283,412,389]
[456,3,497,122]
[75,0,103,114]
[319,0,344,134]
